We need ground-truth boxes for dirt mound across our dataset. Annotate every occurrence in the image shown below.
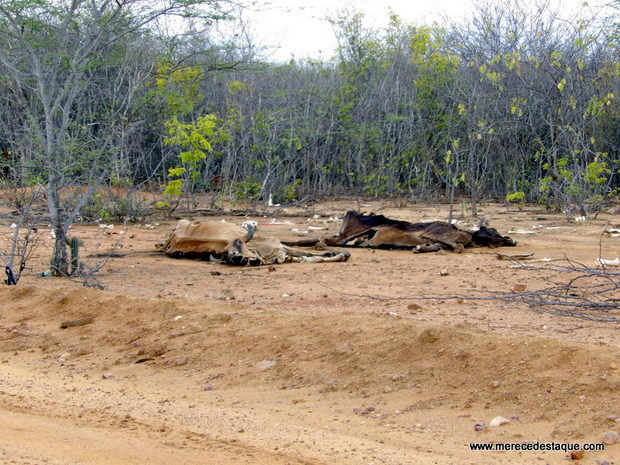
[1,284,619,464]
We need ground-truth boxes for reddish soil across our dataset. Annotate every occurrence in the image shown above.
[1,200,619,465]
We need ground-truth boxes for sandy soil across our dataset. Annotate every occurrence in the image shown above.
[1,199,619,465]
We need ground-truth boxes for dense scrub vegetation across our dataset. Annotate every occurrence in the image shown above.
[0,0,617,273]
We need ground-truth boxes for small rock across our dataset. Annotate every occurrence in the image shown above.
[491,380,501,388]
[362,406,375,415]
[268,266,277,272]
[255,360,276,371]
[59,352,70,365]
[513,283,527,292]
[169,331,187,338]
[210,271,221,276]
[202,386,214,391]
[102,372,113,379]
[407,303,422,311]
[610,362,618,370]
[174,357,188,367]
[489,416,510,427]
[215,289,235,300]
[570,450,585,460]
[601,430,619,445]
[474,423,486,431]
[438,269,449,276]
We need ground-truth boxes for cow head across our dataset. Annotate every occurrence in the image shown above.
[471,227,516,247]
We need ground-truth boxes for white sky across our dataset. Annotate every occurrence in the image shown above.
[243,0,607,62]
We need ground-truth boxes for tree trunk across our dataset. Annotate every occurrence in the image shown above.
[46,176,69,276]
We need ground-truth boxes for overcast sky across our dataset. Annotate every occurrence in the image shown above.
[242,0,606,62]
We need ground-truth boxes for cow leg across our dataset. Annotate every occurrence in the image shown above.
[414,243,444,253]
[299,251,350,263]
[420,233,464,253]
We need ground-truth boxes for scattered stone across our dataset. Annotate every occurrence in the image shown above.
[601,430,619,445]
[489,416,510,427]
[210,271,221,276]
[513,284,527,292]
[491,380,501,388]
[202,386,214,391]
[168,331,187,338]
[438,269,449,276]
[474,423,486,431]
[418,328,439,344]
[215,289,235,300]
[60,317,94,329]
[174,357,188,367]
[102,372,113,379]
[268,266,277,272]
[407,303,422,311]
[255,360,276,371]
[570,450,585,460]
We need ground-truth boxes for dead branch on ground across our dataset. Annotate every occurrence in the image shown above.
[309,259,620,323]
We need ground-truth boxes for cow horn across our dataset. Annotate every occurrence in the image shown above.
[242,221,256,241]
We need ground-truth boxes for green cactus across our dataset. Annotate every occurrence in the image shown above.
[64,236,84,276]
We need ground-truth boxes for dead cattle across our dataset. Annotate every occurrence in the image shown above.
[320,211,516,252]
[157,219,350,266]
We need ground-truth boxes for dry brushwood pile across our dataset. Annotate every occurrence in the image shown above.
[496,260,620,322]
[1,200,619,465]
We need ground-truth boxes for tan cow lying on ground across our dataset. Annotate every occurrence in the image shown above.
[157,219,350,266]
[287,211,516,253]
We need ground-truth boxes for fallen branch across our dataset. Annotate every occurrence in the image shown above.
[308,259,620,323]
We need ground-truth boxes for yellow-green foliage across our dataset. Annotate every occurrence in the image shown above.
[159,114,221,206]
[155,60,204,117]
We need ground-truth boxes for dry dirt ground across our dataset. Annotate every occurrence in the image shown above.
[1,200,619,465]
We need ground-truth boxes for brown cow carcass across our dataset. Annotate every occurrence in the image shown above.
[317,211,516,252]
[158,219,350,266]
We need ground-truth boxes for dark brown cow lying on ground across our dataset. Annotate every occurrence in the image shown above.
[301,211,516,253]
[157,219,350,266]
